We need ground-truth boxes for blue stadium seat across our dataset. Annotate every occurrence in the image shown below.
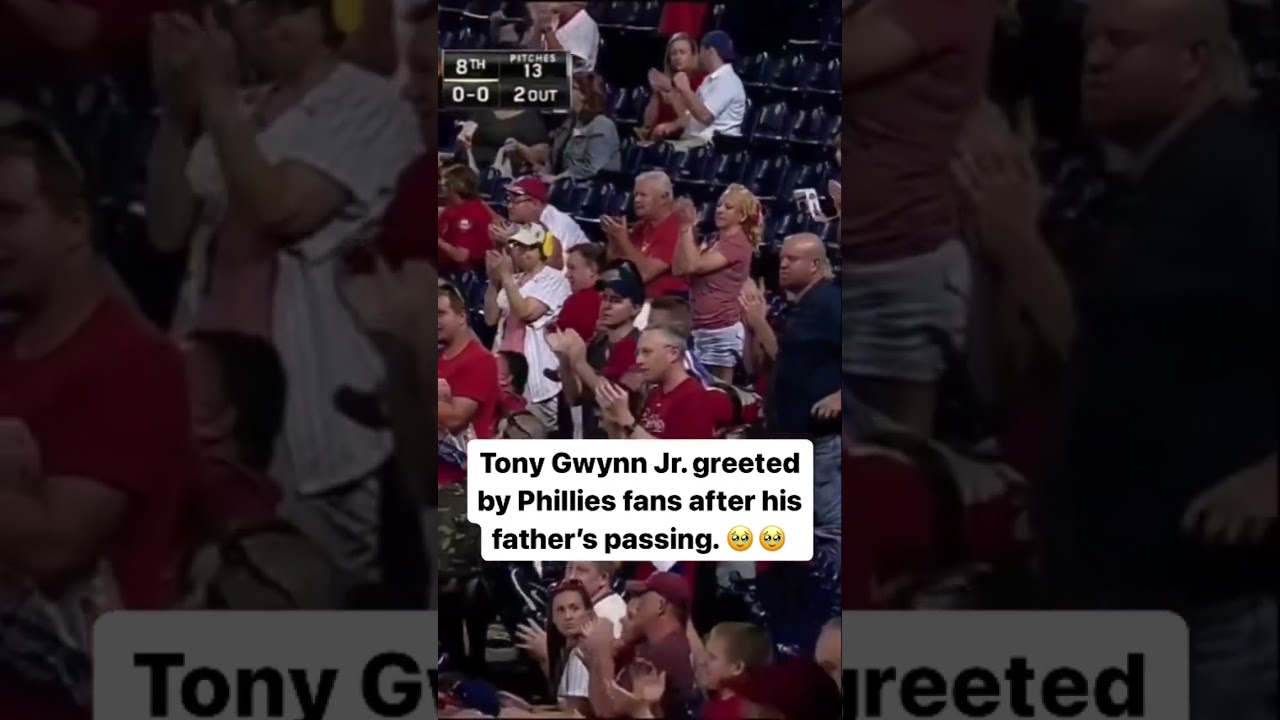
[737,53,769,85]
[790,106,830,145]
[628,1,662,31]
[810,58,841,99]
[696,202,717,233]
[605,189,633,218]
[575,183,614,223]
[549,178,575,208]
[638,142,672,171]
[672,145,715,186]
[564,184,592,216]
[821,218,838,248]
[479,167,508,199]
[750,103,791,143]
[770,55,809,94]
[609,87,638,124]
[619,141,643,176]
[746,57,784,92]
[744,156,791,200]
[709,151,749,188]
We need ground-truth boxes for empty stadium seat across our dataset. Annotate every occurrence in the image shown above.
[575,183,614,223]
[750,103,791,143]
[744,156,791,199]
[709,151,749,188]
[549,178,575,208]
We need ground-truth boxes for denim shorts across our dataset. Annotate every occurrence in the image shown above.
[692,322,745,369]
[843,239,972,383]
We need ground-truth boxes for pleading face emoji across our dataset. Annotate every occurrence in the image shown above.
[759,526,785,552]
[727,526,753,552]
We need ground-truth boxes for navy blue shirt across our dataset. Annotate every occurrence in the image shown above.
[768,280,842,437]
[1046,104,1277,606]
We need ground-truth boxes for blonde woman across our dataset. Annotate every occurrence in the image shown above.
[642,32,704,140]
[672,184,762,381]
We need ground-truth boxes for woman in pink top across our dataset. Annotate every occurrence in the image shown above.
[672,184,762,382]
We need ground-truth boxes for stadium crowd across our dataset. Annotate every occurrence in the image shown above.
[1,0,441,717]
[437,1,844,718]
[844,1,1275,720]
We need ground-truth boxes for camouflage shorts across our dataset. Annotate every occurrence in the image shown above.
[439,484,483,582]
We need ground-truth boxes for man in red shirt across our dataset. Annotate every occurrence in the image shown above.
[437,283,499,487]
[555,242,605,341]
[0,123,192,716]
[602,170,688,300]
[437,164,495,277]
[843,0,994,432]
[596,324,713,440]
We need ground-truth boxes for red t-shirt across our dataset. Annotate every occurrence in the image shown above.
[842,447,1027,609]
[632,212,688,298]
[438,198,494,275]
[438,339,500,486]
[654,72,706,126]
[0,297,192,609]
[690,229,753,330]
[844,0,994,263]
[376,156,437,266]
[659,2,709,38]
[554,287,602,341]
[0,297,193,720]
[639,376,713,439]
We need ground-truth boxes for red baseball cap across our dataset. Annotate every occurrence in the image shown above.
[507,176,550,204]
[625,571,691,610]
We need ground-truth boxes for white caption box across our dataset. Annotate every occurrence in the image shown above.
[466,439,815,562]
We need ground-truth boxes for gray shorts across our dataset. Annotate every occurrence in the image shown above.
[692,322,744,369]
[843,239,971,383]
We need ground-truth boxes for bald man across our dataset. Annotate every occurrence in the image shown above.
[768,234,842,545]
[1042,2,1277,719]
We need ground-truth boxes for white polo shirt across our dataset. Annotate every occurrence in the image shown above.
[683,63,747,141]
[553,8,600,72]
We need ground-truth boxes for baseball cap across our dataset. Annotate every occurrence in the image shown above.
[625,571,691,610]
[701,30,737,63]
[507,176,550,204]
[508,222,551,249]
[597,260,646,307]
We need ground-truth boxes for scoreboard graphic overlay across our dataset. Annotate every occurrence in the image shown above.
[441,50,573,111]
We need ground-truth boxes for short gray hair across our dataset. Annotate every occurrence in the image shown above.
[643,325,687,353]
[635,170,673,198]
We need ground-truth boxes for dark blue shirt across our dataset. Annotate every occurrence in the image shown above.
[1047,104,1277,606]
[769,280,842,437]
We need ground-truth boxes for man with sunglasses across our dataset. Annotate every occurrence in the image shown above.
[0,122,193,714]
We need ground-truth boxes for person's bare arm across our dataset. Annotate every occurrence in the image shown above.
[0,0,96,52]
[439,397,480,434]
[0,477,126,593]
[843,4,923,88]
[642,93,660,129]
[674,231,730,276]
[145,119,200,253]
[201,89,350,241]
[500,278,550,323]
[520,143,552,167]
[608,232,669,282]
[484,282,502,327]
